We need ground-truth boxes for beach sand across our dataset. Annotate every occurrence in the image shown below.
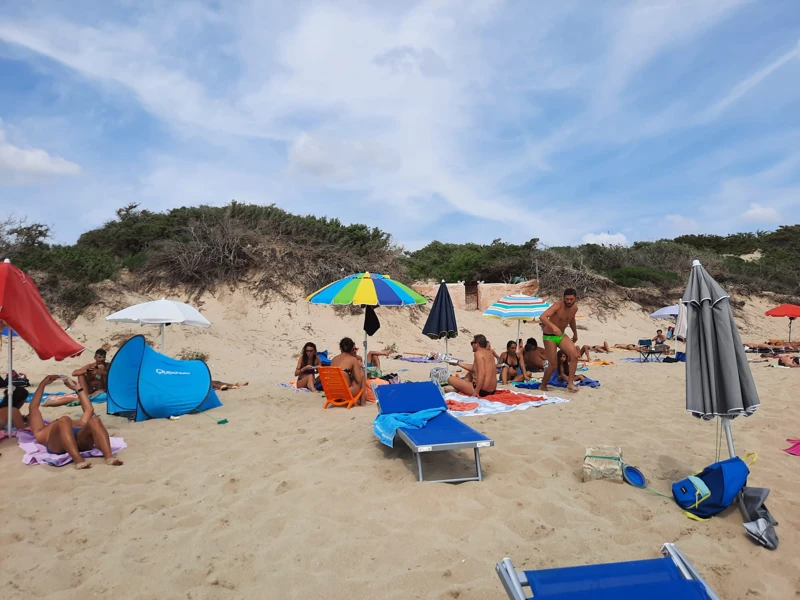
[1,289,798,599]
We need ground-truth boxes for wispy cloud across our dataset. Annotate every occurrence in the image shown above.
[702,39,800,121]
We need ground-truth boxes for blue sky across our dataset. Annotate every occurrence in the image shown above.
[1,0,799,250]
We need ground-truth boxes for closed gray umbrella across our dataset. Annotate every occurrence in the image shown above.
[682,260,760,419]
[682,260,777,549]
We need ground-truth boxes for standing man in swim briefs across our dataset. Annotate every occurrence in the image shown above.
[539,288,581,393]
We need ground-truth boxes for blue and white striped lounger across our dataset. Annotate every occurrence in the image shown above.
[374,381,494,483]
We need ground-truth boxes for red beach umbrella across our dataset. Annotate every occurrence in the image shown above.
[765,304,800,342]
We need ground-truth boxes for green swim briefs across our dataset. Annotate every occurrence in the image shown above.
[542,333,565,345]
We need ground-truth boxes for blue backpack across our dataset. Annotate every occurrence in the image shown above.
[672,454,754,520]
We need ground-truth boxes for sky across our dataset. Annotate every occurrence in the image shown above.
[0,0,799,250]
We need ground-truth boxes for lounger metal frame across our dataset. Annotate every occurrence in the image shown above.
[495,543,720,600]
[395,425,494,483]
[373,381,494,483]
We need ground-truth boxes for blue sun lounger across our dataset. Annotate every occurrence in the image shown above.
[373,381,494,483]
[496,543,719,600]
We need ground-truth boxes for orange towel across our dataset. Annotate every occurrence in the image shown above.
[588,360,614,366]
[489,389,547,405]
[446,399,479,411]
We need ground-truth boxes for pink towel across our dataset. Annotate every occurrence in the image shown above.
[783,439,800,456]
[16,429,126,467]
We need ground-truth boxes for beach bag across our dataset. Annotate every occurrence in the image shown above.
[365,378,389,403]
[430,367,449,386]
[672,454,754,520]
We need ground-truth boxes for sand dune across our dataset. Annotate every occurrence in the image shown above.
[1,288,798,599]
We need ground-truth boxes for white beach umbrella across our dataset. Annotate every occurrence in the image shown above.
[105,298,211,353]
[650,305,680,318]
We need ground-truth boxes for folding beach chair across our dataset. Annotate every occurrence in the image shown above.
[637,339,665,363]
[496,543,719,600]
[318,366,366,409]
[373,381,494,483]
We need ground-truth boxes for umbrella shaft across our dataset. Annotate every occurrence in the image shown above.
[722,417,750,520]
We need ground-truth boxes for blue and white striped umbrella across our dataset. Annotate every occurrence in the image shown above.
[483,295,551,344]
[483,295,551,321]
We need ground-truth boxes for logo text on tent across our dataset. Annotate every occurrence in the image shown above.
[155,368,191,375]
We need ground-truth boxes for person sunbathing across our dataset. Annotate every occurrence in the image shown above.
[778,356,800,368]
[446,335,497,397]
[28,375,123,469]
[212,380,249,391]
[365,349,392,370]
[0,386,28,431]
[330,337,366,402]
[614,343,642,351]
[295,342,321,391]
[577,341,611,361]
[499,340,525,385]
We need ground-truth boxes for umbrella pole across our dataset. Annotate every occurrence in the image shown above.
[160,324,165,354]
[721,417,750,521]
[445,337,449,373]
[7,328,13,439]
[790,319,793,343]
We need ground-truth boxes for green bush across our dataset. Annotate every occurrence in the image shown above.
[606,266,680,288]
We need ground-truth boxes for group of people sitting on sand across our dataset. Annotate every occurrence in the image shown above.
[294,338,394,401]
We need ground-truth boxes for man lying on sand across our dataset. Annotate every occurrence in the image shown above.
[539,288,581,393]
[577,342,611,361]
[446,334,497,397]
[778,356,800,368]
[212,380,249,391]
[28,375,123,469]
[331,337,366,403]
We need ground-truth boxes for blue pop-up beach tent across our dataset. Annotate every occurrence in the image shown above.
[107,335,221,422]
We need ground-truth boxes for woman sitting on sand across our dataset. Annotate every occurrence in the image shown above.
[499,340,525,385]
[558,350,585,384]
[295,342,321,391]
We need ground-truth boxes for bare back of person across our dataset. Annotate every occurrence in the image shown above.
[539,290,581,393]
[330,353,363,397]
[524,347,546,370]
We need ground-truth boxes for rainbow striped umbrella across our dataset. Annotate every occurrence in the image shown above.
[307,273,427,362]
[307,272,427,306]
[483,295,551,343]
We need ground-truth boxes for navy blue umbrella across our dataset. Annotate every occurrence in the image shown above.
[422,281,458,356]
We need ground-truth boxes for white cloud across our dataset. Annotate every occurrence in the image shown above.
[739,203,780,222]
[581,232,629,246]
[665,214,699,233]
[0,122,81,179]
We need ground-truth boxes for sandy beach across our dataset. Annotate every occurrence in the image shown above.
[1,289,798,599]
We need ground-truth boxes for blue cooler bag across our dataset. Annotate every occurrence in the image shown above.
[672,455,753,520]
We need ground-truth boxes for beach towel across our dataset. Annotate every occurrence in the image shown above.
[587,360,614,366]
[444,392,569,417]
[373,407,446,448]
[318,350,332,366]
[0,428,18,441]
[445,399,480,412]
[277,381,312,393]
[398,356,446,363]
[26,391,78,404]
[516,371,600,389]
[783,439,800,456]
[16,429,126,467]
